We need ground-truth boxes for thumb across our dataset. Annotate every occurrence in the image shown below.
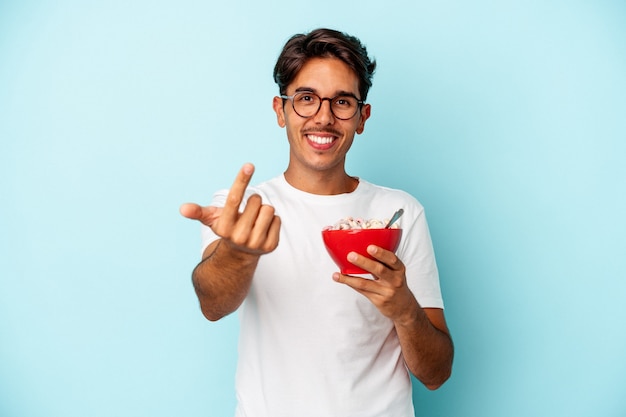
[180,203,221,227]
[179,203,204,220]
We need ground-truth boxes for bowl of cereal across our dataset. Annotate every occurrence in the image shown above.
[322,216,403,275]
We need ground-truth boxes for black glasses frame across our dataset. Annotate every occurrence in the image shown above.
[280,91,364,120]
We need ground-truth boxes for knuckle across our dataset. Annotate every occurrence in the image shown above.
[245,194,262,210]
[227,192,242,206]
[351,277,369,291]
[259,204,275,216]
[229,229,249,246]
[371,263,386,276]
[262,240,279,253]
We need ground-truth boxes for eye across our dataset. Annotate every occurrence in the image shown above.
[296,92,318,105]
[334,96,356,108]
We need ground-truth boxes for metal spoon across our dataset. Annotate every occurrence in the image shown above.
[385,208,404,228]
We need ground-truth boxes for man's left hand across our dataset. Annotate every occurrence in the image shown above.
[332,245,419,324]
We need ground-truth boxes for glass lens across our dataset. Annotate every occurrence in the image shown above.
[331,96,359,119]
[293,92,320,117]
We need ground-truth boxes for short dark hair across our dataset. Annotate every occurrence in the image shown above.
[273,28,377,101]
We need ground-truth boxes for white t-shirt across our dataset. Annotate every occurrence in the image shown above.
[201,175,444,417]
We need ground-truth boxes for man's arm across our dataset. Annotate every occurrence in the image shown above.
[180,163,281,321]
[332,245,453,389]
[393,306,453,390]
[190,239,260,321]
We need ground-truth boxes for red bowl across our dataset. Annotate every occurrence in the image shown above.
[322,228,403,275]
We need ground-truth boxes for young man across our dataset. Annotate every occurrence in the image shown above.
[180,28,453,417]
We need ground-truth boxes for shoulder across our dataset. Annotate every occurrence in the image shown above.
[357,179,424,211]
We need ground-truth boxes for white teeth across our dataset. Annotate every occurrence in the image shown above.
[308,135,334,145]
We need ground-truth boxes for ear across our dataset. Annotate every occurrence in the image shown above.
[273,96,286,128]
[355,103,371,135]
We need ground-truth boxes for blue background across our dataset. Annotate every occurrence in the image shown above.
[1,1,625,416]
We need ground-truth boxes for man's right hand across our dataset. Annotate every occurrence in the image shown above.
[179,163,281,256]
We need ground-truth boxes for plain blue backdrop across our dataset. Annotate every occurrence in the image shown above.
[1,1,625,416]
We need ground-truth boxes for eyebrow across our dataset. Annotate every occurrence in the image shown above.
[294,86,360,99]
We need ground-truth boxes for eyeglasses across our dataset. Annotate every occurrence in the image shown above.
[280,91,364,120]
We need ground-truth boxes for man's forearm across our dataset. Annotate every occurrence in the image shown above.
[192,240,259,321]
[394,306,454,390]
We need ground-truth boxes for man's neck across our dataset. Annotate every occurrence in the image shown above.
[283,168,358,195]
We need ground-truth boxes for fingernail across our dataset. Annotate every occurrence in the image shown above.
[347,252,357,262]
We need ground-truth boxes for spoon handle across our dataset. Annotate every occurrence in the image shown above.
[385,208,404,228]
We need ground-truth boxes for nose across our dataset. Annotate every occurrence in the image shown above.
[313,98,335,125]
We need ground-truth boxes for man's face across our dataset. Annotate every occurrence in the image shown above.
[273,57,371,176]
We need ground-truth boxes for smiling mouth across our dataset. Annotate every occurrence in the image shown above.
[304,128,341,146]
[306,134,336,145]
